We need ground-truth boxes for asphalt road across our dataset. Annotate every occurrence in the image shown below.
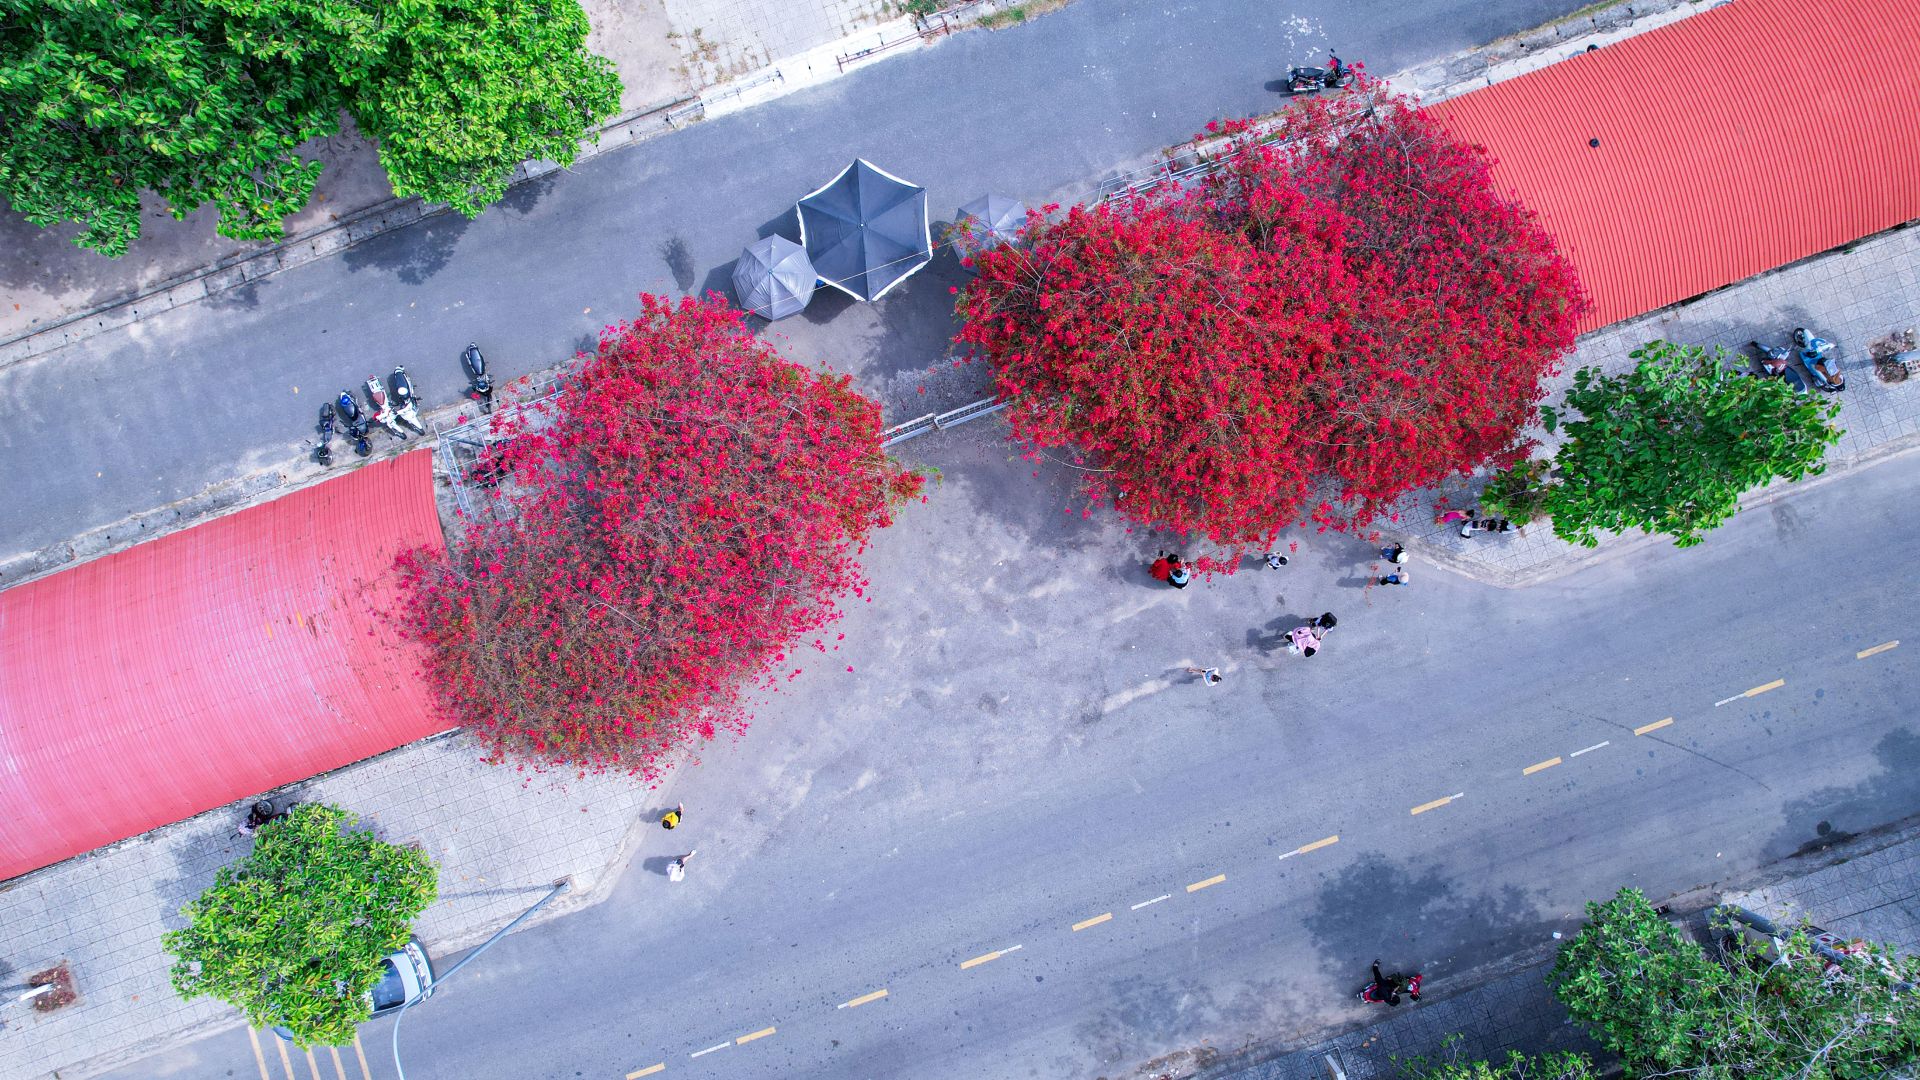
[100,425,1920,1080]
[0,0,1582,562]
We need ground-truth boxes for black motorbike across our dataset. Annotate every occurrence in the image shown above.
[389,365,427,434]
[335,389,374,456]
[1287,53,1356,94]
[315,403,336,466]
[461,342,494,413]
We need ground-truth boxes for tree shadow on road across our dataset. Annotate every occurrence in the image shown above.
[1302,849,1559,985]
[342,209,473,286]
[1761,727,1920,863]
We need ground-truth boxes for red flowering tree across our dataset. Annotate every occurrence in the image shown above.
[398,295,922,775]
[957,86,1587,564]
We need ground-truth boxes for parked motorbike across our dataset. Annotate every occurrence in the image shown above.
[461,342,494,413]
[315,404,336,466]
[1458,516,1514,538]
[365,376,408,440]
[389,365,427,434]
[1746,339,1808,392]
[1287,53,1356,94]
[335,390,374,457]
[1792,327,1846,391]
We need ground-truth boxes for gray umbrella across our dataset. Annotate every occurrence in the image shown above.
[731,235,817,320]
[952,194,1028,264]
[796,159,931,302]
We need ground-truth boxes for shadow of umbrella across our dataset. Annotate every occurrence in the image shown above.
[796,159,931,303]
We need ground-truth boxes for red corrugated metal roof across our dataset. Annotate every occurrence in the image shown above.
[0,451,447,880]
[1429,0,1920,332]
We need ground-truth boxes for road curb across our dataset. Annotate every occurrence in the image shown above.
[0,0,1042,375]
[1195,811,1920,1080]
[1406,379,1920,592]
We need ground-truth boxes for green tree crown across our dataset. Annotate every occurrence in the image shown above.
[1551,887,1920,1079]
[0,0,621,256]
[1490,340,1843,548]
[163,802,438,1047]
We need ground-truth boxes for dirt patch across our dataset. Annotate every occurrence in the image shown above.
[1869,327,1916,384]
[27,962,77,1011]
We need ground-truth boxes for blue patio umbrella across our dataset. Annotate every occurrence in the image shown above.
[796,159,932,302]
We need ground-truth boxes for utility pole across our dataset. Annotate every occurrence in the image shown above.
[391,877,573,1080]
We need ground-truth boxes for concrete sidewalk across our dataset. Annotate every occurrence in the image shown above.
[1400,220,1920,589]
[0,734,667,1080]
[1202,815,1920,1080]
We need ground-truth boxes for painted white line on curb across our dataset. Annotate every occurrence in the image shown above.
[1130,894,1172,911]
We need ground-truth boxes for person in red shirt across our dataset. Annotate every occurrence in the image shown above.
[1149,553,1173,583]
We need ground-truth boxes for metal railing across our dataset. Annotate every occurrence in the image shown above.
[430,371,570,521]
[881,395,1011,447]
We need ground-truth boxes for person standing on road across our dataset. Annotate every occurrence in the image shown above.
[1287,624,1323,657]
[1263,552,1289,569]
[661,803,683,830]
[1167,556,1191,589]
[1376,571,1409,587]
[1380,543,1409,565]
[1150,552,1173,584]
[669,850,697,882]
[1186,666,1224,686]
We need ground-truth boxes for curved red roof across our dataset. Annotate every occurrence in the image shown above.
[0,451,447,880]
[1430,0,1920,332]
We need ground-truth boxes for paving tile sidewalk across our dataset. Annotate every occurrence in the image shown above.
[1204,817,1920,1080]
[1401,221,1920,588]
[0,734,671,1080]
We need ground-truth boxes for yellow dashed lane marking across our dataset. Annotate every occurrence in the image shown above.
[1858,640,1900,659]
[1280,835,1339,860]
[839,989,888,1009]
[1073,912,1114,931]
[736,1027,776,1045]
[1523,757,1562,776]
[1409,794,1460,816]
[961,945,1021,969]
[1745,678,1785,697]
[627,1064,666,1078]
[1634,717,1674,736]
[1186,873,1226,893]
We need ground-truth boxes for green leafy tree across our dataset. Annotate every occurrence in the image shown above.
[0,0,337,256]
[164,803,438,1047]
[0,0,621,257]
[1488,341,1842,548]
[1400,1047,1599,1080]
[1551,888,1920,1080]
[346,0,621,215]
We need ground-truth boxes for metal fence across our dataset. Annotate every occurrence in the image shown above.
[430,372,569,521]
[880,395,1010,447]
